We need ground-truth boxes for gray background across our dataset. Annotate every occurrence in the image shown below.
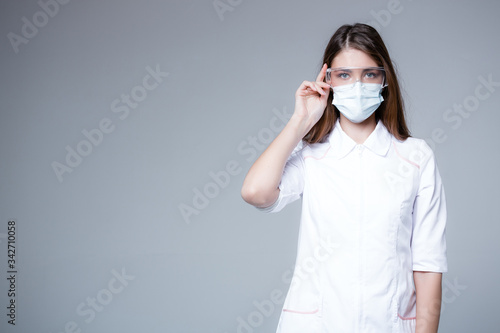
[0,0,499,332]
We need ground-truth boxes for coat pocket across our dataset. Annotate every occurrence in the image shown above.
[276,292,322,333]
[397,313,416,333]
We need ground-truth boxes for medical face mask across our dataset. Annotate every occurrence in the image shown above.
[331,81,384,123]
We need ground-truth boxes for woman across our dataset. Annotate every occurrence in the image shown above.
[241,23,447,333]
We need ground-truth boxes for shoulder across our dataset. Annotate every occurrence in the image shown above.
[392,136,435,170]
[300,140,331,161]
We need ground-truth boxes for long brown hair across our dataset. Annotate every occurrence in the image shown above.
[303,23,410,143]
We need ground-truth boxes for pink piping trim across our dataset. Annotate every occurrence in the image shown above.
[398,313,416,320]
[304,145,331,160]
[392,141,420,169]
[283,308,319,314]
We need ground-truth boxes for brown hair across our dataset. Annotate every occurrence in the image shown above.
[303,23,410,143]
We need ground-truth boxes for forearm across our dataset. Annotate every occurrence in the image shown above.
[414,271,443,333]
[241,114,312,207]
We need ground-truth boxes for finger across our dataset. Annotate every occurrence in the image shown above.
[317,82,331,89]
[302,80,329,97]
[300,81,318,93]
[315,63,327,82]
[317,81,332,92]
[312,82,329,96]
[299,80,312,90]
[296,81,314,97]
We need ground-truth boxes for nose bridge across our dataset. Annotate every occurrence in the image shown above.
[353,69,364,83]
[354,80,363,94]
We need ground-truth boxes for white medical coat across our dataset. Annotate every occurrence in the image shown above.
[258,119,448,333]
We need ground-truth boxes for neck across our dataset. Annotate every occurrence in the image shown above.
[339,115,377,144]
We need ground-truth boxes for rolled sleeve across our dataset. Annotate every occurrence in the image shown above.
[255,149,305,214]
[411,141,448,273]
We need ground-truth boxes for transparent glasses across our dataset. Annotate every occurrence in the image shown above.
[325,67,387,88]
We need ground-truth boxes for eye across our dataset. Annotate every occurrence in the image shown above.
[365,71,378,79]
[337,72,350,80]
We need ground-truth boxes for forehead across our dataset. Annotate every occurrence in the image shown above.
[331,48,378,68]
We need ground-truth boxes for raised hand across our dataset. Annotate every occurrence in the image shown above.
[293,63,331,127]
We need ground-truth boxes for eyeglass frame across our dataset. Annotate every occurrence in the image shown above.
[325,66,388,88]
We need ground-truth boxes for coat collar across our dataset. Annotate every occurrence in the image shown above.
[327,118,392,159]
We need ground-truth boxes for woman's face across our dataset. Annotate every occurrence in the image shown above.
[329,48,383,125]
[331,48,378,69]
